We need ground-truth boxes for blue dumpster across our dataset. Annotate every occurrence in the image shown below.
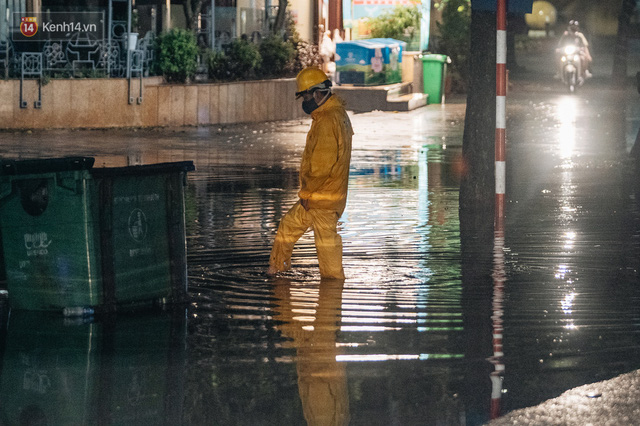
[368,38,406,84]
[335,40,386,86]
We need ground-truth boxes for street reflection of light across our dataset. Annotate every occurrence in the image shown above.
[397,304,428,309]
[341,310,428,318]
[559,162,575,170]
[398,306,430,312]
[417,326,464,332]
[341,311,462,327]
[293,316,317,322]
[342,304,386,311]
[335,353,464,362]
[561,292,575,314]
[557,97,578,159]
[292,308,316,315]
[342,318,461,327]
[555,264,569,279]
[341,326,402,332]
[346,317,419,324]
[337,354,420,362]
[563,231,576,250]
[336,342,368,348]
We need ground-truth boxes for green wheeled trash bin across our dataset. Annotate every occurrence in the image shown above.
[0,157,194,312]
[420,54,451,104]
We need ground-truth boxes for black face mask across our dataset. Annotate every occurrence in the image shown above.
[302,98,320,114]
[301,91,331,115]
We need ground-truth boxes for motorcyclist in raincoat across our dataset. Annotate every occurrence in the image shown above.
[557,20,592,78]
[267,67,353,279]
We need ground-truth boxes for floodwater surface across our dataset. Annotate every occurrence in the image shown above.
[1,76,640,425]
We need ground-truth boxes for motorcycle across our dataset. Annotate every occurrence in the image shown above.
[559,44,584,93]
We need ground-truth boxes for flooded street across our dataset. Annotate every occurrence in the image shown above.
[1,70,640,424]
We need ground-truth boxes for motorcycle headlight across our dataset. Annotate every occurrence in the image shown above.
[564,45,576,55]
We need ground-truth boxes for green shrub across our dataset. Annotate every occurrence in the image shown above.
[435,0,471,92]
[155,29,199,83]
[258,35,295,78]
[206,49,229,81]
[367,5,420,44]
[206,30,316,81]
[224,38,262,80]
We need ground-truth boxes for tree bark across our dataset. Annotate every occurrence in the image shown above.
[612,0,636,86]
[272,0,288,35]
[460,9,496,218]
[183,0,204,32]
[460,10,499,413]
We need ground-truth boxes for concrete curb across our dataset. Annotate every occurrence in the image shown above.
[488,369,640,425]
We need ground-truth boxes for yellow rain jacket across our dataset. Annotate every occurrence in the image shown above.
[269,94,353,279]
[298,95,353,214]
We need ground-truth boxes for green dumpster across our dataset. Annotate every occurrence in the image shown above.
[420,54,450,104]
[0,157,194,312]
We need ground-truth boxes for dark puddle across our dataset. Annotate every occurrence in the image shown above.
[0,88,639,424]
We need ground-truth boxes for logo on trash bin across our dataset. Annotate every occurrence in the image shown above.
[128,208,148,242]
[24,232,51,256]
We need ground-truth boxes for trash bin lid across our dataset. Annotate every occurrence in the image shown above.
[91,161,195,177]
[420,54,450,63]
[0,158,195,177]
[0,157,95,176]
[368,38,406,48]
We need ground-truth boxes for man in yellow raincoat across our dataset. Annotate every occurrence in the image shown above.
[267,68,353,279]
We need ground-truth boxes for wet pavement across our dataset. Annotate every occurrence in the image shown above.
[0,42,640,425]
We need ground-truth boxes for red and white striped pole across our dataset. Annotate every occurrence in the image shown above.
[495,0,507,230]
[490,241,506,419]
[491,0,507,419]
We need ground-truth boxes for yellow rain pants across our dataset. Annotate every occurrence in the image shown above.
[269,95,353,279]
[270,202,344,278]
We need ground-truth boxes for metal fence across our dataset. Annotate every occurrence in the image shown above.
[1,24,154,80]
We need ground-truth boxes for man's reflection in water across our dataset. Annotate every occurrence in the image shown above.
[273,278,350,426]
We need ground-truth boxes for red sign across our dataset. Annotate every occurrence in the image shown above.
[20,17,38,37]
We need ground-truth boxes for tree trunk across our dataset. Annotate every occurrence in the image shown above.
[272,0,288,35]
[460,10,499,413]
[612,0,636,86]
[460,9,496,218]
[183,0,204,32]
